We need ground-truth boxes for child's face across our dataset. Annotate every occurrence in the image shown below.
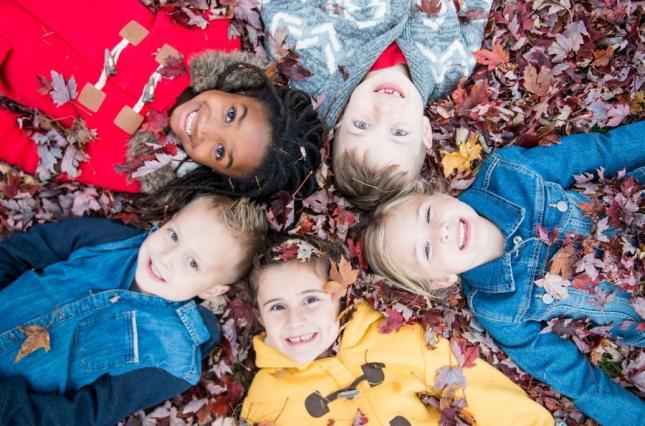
[135,197,242,301]
[170,90,270,178]
[334,66,432,177]
[383,194,499,286]
[256,260,340,365]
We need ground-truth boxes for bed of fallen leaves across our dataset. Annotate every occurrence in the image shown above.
[1,0,643,425]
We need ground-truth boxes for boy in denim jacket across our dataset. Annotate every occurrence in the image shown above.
[0,194,267,425]
[260,0,491,209]
[364,121,645,425]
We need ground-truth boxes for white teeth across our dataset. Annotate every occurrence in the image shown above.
[287,333,315,343]
[185,111,197,136]
[376,88,402,97]
[458,220,465,250]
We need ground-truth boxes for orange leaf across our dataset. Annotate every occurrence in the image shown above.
[15,325,50,363]
[324,280,348,301]
[523,64,553,97]
[329,257,359,287]
[473,42,510,71]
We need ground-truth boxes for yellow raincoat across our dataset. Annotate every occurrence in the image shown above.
[242,302,553,425]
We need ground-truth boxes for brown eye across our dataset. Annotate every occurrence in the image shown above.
[215,144,225,160]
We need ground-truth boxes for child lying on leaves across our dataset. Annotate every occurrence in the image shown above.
[241,238,553,425]
[0,193,266,425]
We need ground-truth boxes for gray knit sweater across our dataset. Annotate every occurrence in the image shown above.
[260,0,491,129]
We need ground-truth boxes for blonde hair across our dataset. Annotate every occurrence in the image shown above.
[332,148,417,210]
[364,183,453,299]
[199,194,268,282]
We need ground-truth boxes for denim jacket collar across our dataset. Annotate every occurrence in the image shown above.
[459,189,524,293]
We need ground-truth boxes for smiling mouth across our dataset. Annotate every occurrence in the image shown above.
[184,109,198,137]
[374,83,405,98]
[285,332,317,345]
[147,258,165,283]
[458,219,470,250]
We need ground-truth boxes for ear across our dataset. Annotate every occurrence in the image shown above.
[198,284,229,300]
[428,274,458,290]
[422,116,433,150]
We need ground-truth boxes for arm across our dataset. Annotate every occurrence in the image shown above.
[0,217,142,287]
[0,368,191,426]
[500,121,645,187]
[476,317,645,426]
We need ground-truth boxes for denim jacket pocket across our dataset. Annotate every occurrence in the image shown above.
[74,310,138,372]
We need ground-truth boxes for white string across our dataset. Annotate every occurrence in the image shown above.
[95,38,129,90]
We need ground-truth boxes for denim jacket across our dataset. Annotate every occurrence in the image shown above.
[0,218,220,425]
[460,121,645,426]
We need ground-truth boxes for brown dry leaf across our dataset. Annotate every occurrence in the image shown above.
[549,244,577,279]
[440,132,482,177]
[15,325,50,363]
[523,64,553,97]
[329,257,359,287]
[473,42,510,71]
[323,280,347,301]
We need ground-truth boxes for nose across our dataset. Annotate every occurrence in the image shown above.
[372,100,397,117]
[287,308,307,328]
[158,246,174,270]
[432,221,450,245]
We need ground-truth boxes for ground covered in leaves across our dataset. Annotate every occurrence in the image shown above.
[0,0,643,425]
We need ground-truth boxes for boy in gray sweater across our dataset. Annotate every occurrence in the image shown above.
[261,0,491,209]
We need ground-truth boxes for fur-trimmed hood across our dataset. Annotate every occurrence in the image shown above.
[127,50,269,193]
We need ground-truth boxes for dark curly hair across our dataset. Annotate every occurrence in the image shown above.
[157,62,323,207]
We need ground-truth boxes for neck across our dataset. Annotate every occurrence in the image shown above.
[479,218,506,264]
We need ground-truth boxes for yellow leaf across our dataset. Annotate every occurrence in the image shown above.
[440,133,482,177]
[15,325,50,363]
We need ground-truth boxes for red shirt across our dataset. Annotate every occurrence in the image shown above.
[369,43,408,72]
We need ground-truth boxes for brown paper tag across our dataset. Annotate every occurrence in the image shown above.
[155,44,181,65]
[77,83,106,112]
[119,20,149,46]
[114,106,144,134]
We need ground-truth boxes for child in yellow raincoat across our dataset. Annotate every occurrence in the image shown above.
[241,238,554,426]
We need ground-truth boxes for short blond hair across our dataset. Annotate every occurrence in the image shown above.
[199,195,268,282]
[364,184,453,299]
[332,149,417,210]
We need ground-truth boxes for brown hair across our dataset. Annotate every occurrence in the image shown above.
[248,236,340,302]
[363,183,454,299]
[332,148,419,210]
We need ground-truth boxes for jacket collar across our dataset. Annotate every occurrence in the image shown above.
[253,302,380,370]
[458,189,524,293]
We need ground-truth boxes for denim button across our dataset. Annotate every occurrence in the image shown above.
[542,294,554,304]
[556,201,568,212]
[512,236,523,245]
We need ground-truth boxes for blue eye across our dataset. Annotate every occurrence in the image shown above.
[391,128,409,137]
[270,304,285,312]
[225,106,236,123]
[353,120,369,130]
[304,296,320,305]
[168,229,178,242]
[189,258,199,271]
[215,144,225,160]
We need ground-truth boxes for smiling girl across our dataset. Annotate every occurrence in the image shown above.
[241,238,553,425]
[0,0,323,201]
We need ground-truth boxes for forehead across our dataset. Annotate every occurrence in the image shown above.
[256,261,325,299]
[171,199,243,266]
